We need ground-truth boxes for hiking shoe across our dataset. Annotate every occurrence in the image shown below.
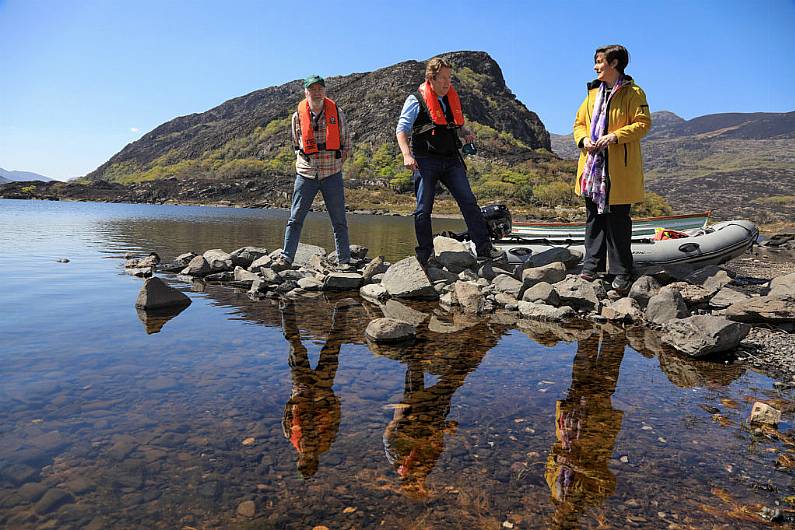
[611,275,632,293]
[477,246,506,261]
[271,256,292,272]
[337,262,356,272]
[579,270,597,282]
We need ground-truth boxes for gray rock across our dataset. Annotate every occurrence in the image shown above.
[521,282,560,306]
[292,243,327,267]
[259,268,283,284]
[492,274,523,297]
[34,488,74,514]
[628,275,661,307]
[381,257,437,300]
[725,294,795,323]
[425,266,459,283]
[517,301,575,321]
[181,255,211,276]
[365,318,416,342]
[521,262,567,292]
[125,267,153,278]
[382,299,428,326]
[636,264,695,284]
[601,297,644,322]
[249,254,273,271]
[248,278,271,294]
[350,244,369,260]
[428,315,477,333]
[229,246,268,267]
[203,249,233,272]
[459,269,479,282]
[362,256,389,280]
[297,277,323,291]
[525,247,582,269]
[233,266,260,283]
[279,269,310,281]
[237,500,256,518]
[769,272,795,298]
[455,281,485,314]
[709,287,750,309]
[205,271,234,282]
[174,252,196,266]
[646,287,688,324]
[666,281,712,306]
[135,277,191,310]
[433,236,476,273]
[440,291,457,307]
[661,315,750,357]
[323,272,363,291]
[749,401,782,426]
[684,265,733,294]
[18,482,49,502]
[494,292,519,308]
[477,262,517,281]
[553,276,604,311]
[124,254,159,269]
[360,283,389,303]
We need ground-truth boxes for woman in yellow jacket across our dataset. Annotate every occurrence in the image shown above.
[573,44,651,292]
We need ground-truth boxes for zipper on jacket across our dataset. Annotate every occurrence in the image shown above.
[624,144,628,166]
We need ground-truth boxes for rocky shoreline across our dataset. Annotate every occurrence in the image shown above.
[130,237,795,389]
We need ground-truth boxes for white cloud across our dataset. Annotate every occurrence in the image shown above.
[130,127,140,133]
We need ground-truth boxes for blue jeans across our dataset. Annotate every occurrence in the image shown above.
[283,172,350,263]
[413,156,491,264]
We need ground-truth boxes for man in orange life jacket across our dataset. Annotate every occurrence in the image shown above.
[278,74,352,268]
[396,57,505,266]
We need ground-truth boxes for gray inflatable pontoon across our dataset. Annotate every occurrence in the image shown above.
[494,219,759,267]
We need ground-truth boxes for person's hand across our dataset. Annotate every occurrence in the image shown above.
[403,153,418,171]
[583,137,597,153]
[462,127,476,144]
[594,133,617,150]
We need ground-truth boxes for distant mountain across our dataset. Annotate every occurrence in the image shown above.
[0,167,55,182]
[0,175,9,184]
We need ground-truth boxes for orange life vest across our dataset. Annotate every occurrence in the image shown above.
[418,82,464,127]
[297,98,341,154]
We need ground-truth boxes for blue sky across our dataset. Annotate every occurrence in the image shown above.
[1,0,793,180]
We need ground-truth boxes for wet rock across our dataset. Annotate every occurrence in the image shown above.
[521,262,567,292]
[433,236,476,273]
[601,297,644,322]
[18,481,49,502]
[382,299,428,326]
[260,268,283,284]
[125,266,153,277]
[34,488,74,514]
[197,480,222,501]
[525,247,582,269]
[709,286,750,309]
[684,265,733,294]
[64,476,95,495]
[381,257,437,300]
[230,246,268,267]
[646,287,688,324]
[107,435,138,461]
[553,276,603,311]
[455,281,485,314]
[233,266,260,284]
[203,249,233,272]
[666,281,712,306]
[360,283,389,303]
[750,401,782,426]
[297,277,323,291]
[174,252,196,266]
[279,269,309,281]
[492,274,522,297]
[124,253,160,269]
[521,282,559,306]
[365,318,416,342]
[661,315,750,357]
[323,272,363,291]
[237,499,256,518]
[362,256,389,280]
[181,255,211,276]
[135,277,191,310]
[292,243,327,267]
[249,254,273,271]
[725,294,795,323]
[1,463,39,485]
[517,301,575,321]
[205,271,234,282]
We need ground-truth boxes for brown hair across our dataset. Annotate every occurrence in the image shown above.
[595,45,629,74]
[425,57,453,81]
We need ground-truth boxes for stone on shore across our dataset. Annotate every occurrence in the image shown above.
[628,275,661,307]
[553,276,604,312]
[684,265,733,295]
[249,255,273,271]
[478,262,516,281]
[709,286,750,309]
[749,401,782,426]
[297,277,323,291]
[382,300,428,326]
[229,247,268,268]
[360,283,389,303]
[521,262,567,292]
[126,267,153,278]
[292,243,327,267]
[323,272,363,291]
[34,488,74,514]
[769,272,795,298]
[135,277,192,310]
[725,294,795,323]
[666,282,712,306]
[174,252,196,266]
[646,287,688,324]
[492,274,523,297]
[601,297,644,322]
[661,315,750,357]
[525,247,582,269]
[234,266,260,283]
[181,255,211,276]
[455,281,485,314]
[433,236,476,273]
[203,249,233,272]
[521,282,560,306]
[362,256,389,280]
[381,257,437,300]
[365,318,416,342]
[517,301,575,321]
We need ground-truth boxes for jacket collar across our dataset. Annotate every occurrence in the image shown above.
[587,75,634,91]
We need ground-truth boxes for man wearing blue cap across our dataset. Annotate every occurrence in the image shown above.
[277,74,352,269]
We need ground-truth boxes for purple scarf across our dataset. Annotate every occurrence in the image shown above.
[581,77,626,213]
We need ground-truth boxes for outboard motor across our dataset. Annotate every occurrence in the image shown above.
[481,204,512,241]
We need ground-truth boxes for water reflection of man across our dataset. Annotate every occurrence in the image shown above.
[545,327,626,528]
[380,322,499,497]
[280,300,350,478]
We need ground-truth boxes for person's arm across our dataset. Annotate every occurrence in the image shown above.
[291,112,300,150]
[573,96,596,152]
[612,86,651,144]
[339,108,351,162]
[396,95,420,170]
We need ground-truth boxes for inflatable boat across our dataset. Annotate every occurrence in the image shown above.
[493,220,759,267]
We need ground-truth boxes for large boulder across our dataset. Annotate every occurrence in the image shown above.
[135,277,192,310]
[293,243,327,267]
[645,287,688,324]
[628,275,661,307]
[725,294,795,323]
[360,283,389,303]
[323,272,363,291]
[454,281,485,314]
[661,315,750,357]
[181,255,211,277]
[362,256,389,281]
[521,262,567,292]
[381,257,438,300]
[229,246,268,268]
[552,276,605,312]
[666,282,712,306]
[478,262,518,281]
[382,300,429,327]
[433,236,476,273]
[234,266,260,283]
[365,318,416,343]
[601,297,644,322]
[517,301,575,321]
[249,254,273,271]
[521,282,560,306]
[492,274,523,297]
[203,249,233,272]
[525,247,582,269]
[709,287,750,309]
[769,272,795,298]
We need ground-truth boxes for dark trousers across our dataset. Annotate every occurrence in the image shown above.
[581,198,633,276]
[413,156,490,264]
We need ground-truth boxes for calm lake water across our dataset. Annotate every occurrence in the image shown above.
[0,199,792,529]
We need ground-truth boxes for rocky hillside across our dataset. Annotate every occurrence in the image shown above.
[550,110,795,224]
[86,51,551,185]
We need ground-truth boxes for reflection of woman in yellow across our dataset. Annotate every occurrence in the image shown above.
[281,300,350,478]
[545,328,626,528]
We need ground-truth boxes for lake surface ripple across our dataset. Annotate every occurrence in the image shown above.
[0,200,792,529]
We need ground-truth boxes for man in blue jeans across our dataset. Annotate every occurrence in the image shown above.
[396,57,505,266]
[277,74,352,269]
